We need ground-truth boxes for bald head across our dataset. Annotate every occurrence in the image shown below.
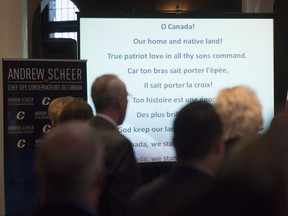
[91,74,126,111]
[91,74,128,125]
[35,121,104,198]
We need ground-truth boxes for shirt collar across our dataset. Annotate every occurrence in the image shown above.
[96,113,118,129]
[190,164,216,178]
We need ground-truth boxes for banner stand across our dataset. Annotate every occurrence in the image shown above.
[2,58,87,215]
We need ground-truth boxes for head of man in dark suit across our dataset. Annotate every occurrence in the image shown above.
[91,74,129,125]
[128,101,224,216]
[173,100,224,176]
[89,74,140,216]
[35,121,104,216]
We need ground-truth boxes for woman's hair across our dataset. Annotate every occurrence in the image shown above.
[48,96,74,125]
[214,86,263,142]
[59,100,93,123]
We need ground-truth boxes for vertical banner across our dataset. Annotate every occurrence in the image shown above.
[2,59,87,215]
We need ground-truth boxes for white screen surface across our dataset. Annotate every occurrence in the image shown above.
[80,16,274,163]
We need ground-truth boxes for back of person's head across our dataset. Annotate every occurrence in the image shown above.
[35,121,104,202]
[91,74,127,112]
[59,100,93,123]
[48,96,74,126]
[173,101,222,161]
[214,86,263,143]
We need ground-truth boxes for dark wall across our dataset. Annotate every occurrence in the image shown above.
[212,0,241,12]
[72,0,241,13]
[274,0,288,114]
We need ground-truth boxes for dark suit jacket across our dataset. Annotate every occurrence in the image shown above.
[36,201,98,216]
[129,164,215,216]
[90,116,141,216]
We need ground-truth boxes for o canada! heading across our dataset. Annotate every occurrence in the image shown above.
[161,23,194,30]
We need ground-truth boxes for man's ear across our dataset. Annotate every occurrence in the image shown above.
[114,93,123,108]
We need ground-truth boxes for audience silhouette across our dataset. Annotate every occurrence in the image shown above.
[35,121,104,216]
[37,83,288,216]
[192,113,288,216]
[129,101,224,216]
[89,74,141,216]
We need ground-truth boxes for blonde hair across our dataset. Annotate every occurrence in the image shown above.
[48,96,74,125]
[214,86,263,142]
[59,100,93,123]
